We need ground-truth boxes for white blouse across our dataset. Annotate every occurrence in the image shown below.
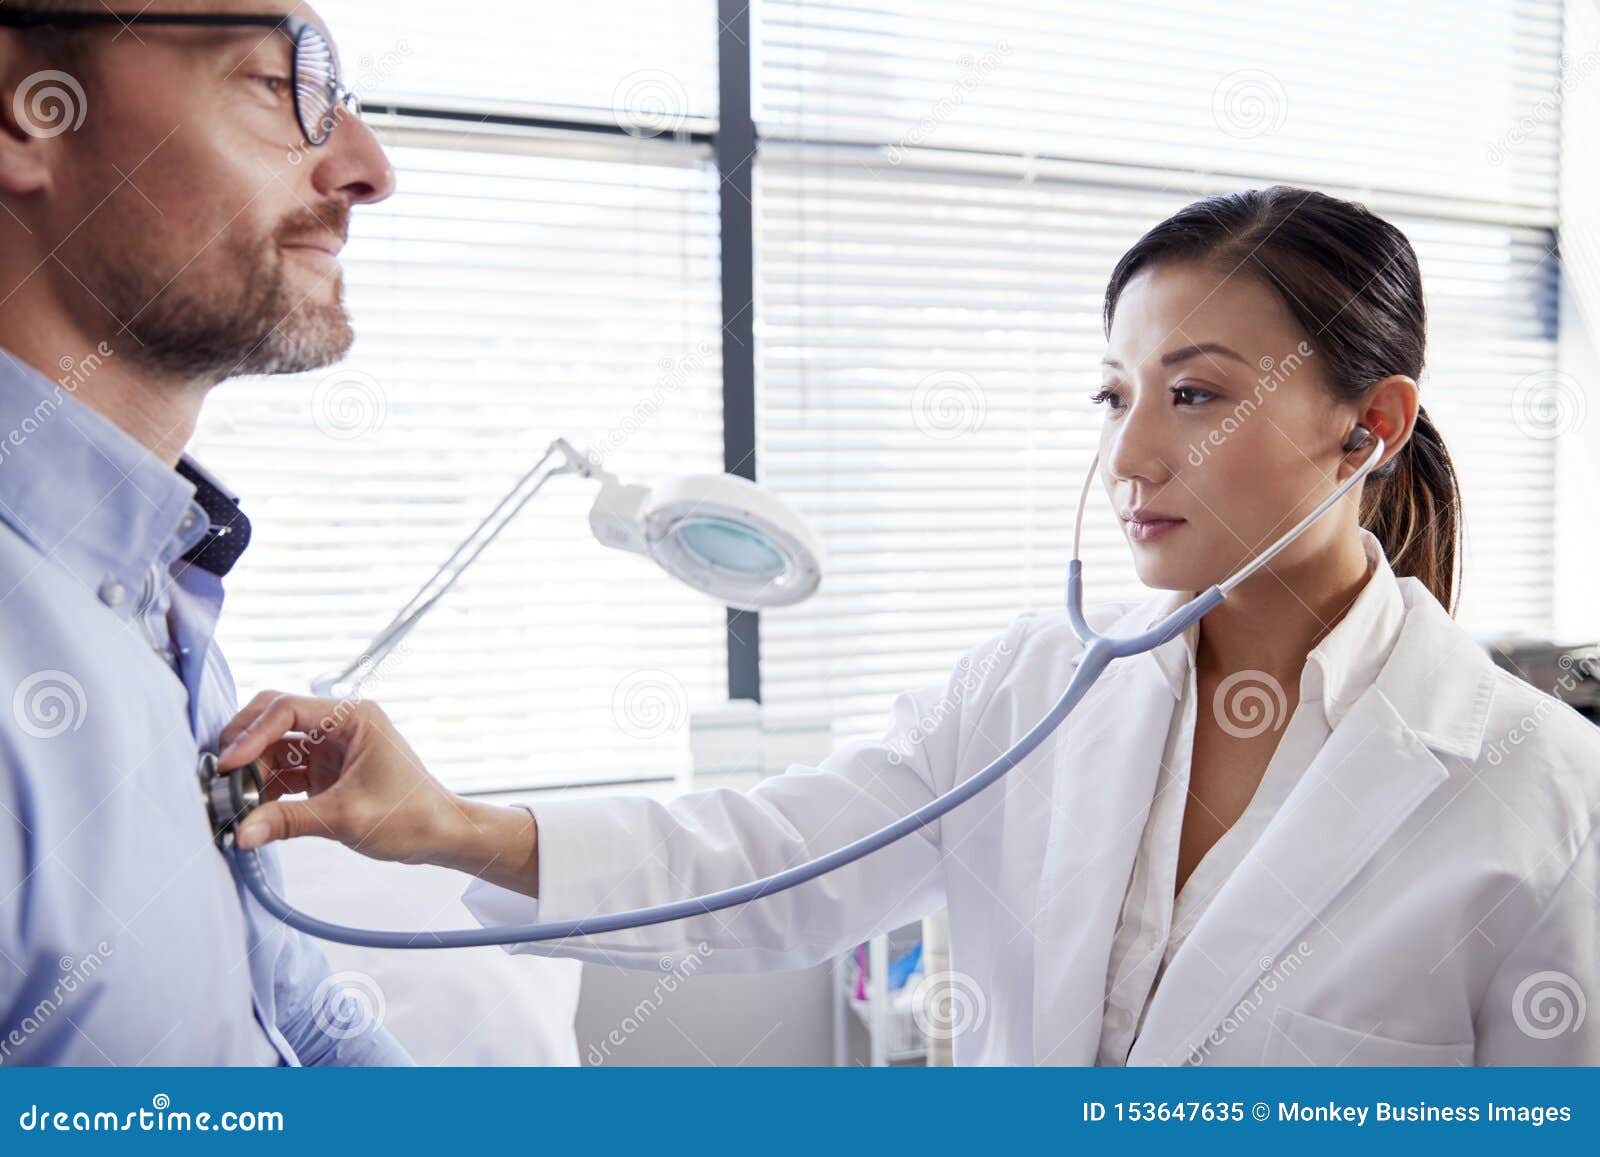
[1096,526,1407,1065]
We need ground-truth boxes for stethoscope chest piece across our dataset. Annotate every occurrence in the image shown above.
[197,752,263,848]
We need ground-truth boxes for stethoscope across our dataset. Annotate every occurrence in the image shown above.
[201,427,1386,949]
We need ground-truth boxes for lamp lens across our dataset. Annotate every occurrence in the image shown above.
[673,516,787,579]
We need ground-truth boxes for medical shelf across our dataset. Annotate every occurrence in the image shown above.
[832,921,927,1067]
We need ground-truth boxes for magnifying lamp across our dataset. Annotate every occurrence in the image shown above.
[312,437,824,698]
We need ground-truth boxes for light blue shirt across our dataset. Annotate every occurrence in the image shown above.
[0,347,412,1066]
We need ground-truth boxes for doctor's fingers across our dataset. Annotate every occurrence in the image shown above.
[252,737,347,799]
[234,794,345,851]
[218,691,372,772]
[257,763,309,803]
[220,689,292,752]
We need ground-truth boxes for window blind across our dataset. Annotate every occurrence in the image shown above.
[752,1,1564,743]
[755,0,1561,216]
[310,0,719,128]
[191,131,727,793]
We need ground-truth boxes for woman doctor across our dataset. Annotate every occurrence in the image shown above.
[218,185,1600,1066]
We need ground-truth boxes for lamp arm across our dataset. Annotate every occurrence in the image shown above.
[311,437,599,697]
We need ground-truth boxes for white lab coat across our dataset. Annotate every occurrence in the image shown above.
[462,577,1600,1066]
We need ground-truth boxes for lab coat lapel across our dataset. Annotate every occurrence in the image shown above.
[1029,603,1181,1065]
[1124,589,1490,1066]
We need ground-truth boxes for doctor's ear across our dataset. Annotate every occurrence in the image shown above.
[1342,374,1419,477]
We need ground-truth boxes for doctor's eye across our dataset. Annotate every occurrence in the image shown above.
[1089,386,1124,411]
[1171,383,1218,407]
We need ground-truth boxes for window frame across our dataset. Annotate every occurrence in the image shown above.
[310,0,1581,791]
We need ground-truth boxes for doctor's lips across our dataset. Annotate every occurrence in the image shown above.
[1121,506,1186,544]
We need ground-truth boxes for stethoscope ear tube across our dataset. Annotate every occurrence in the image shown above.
[221,429,1385,949]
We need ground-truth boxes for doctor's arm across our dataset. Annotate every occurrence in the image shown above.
[217,619,1030,971]
[1472,818,1600,1065]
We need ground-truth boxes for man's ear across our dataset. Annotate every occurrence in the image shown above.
[0,36,79,197]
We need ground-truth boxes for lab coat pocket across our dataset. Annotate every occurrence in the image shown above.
[1260,1006,1474,1067]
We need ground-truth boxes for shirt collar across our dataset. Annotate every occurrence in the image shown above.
[1147,526,1406,731]
[175,456,252,578]
[0,346,249,597]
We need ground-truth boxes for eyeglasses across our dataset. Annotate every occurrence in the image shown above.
[0,10,360,147]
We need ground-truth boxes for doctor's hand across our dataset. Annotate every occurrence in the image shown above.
[216,692,539,894]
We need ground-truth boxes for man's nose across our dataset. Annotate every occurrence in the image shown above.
[310,111,397,206]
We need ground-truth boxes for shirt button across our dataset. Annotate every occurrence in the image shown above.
[98,579,126,607]
[179,511,199,532]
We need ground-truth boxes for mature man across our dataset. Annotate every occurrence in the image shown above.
[0,0,406,1063]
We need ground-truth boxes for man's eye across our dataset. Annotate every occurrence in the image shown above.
[255,76,291,96]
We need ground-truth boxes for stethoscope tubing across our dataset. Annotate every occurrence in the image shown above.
[231,435,1385,948]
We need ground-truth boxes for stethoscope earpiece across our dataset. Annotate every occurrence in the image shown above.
[1342,424,1374,454]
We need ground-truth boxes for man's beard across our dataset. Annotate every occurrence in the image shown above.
[73,203,355,382]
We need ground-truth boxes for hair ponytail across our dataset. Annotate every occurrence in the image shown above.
[1356,405,1461,613]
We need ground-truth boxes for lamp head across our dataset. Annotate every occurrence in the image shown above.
[589,470,823,610]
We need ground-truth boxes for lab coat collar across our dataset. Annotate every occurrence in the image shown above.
[1030,561,1499,1065]
[1142,527,1416,735]
[1117,544,1496,760]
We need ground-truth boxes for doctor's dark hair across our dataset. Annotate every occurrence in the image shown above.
[1100,185,1462,615]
